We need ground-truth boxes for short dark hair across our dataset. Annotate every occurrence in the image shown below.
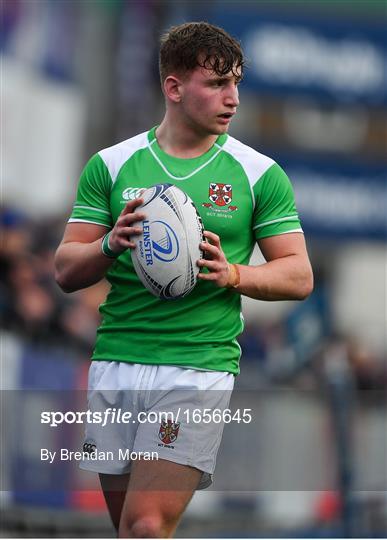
[159,21,244,84]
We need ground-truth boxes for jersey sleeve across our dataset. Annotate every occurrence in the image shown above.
[68,153,113,227]
[252,163,303,240]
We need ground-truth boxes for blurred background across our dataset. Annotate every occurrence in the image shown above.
[1,0,386,537]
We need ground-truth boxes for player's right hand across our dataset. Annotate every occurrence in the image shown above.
[107,197,146,254]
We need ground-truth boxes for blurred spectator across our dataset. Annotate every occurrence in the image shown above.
[59,282,109,353]
[346,338,387,394]
[0,207,30,256]
[0,206,107,355]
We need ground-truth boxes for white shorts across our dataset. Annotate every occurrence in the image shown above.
[81,361,234,489]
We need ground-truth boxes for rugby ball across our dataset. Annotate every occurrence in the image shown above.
[131,184,204,300]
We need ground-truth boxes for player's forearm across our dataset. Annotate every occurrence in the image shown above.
[54,239,113,293]
[235,255,313,301]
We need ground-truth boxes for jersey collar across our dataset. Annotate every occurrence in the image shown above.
[147,127,228,180]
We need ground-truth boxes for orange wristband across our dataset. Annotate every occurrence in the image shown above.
[226,263,240,289]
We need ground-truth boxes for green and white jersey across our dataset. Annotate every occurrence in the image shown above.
[69,127,302,374]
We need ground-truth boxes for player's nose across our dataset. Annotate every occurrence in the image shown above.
[224,85,239,108]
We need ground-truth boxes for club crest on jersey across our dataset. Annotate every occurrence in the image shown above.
[158,419,180,446]
[209,183,232,206]
[202,183,238,214]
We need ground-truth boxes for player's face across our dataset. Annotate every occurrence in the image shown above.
[179,64,241,136]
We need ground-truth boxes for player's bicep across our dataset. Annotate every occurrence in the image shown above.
[61,222,109,244]
[257,232,307,262]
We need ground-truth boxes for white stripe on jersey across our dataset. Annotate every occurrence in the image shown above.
[253,214,299,230]
[68,218,109,227]
[222,136,275,207]
[74,205,110,215]
[99,131,149,184]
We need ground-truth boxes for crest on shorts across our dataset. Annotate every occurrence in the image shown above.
[209,183,232,206]
[158,419,180,445]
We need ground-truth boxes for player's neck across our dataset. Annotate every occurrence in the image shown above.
[155,118,218,159]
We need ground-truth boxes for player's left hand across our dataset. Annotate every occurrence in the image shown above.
[197,230,231,288]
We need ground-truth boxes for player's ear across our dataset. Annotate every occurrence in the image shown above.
[163,75,183,103]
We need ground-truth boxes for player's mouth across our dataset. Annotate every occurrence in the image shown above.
[217,112,235,124]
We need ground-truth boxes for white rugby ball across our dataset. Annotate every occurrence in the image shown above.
[131,183,204,300]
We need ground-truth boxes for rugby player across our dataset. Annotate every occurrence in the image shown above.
[55,22,313,538]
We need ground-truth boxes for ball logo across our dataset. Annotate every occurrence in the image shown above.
[140,220,179,266]
[151,221,179,262]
